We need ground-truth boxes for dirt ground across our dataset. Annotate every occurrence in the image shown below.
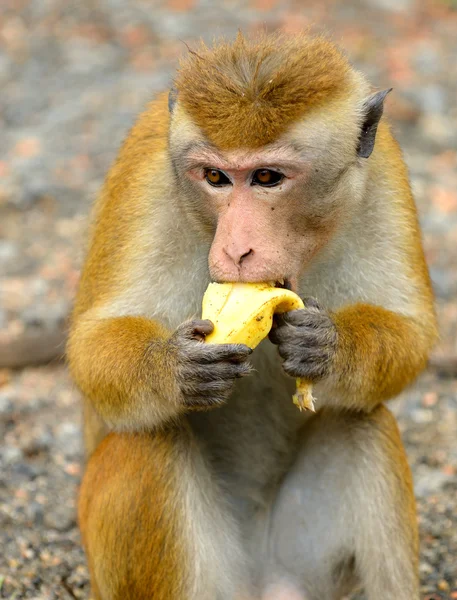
[0,0,456,598]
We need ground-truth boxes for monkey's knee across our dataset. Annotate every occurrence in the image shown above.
[78,430,192,600]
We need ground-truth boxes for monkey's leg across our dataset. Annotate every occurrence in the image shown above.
[78,428,249,600]
[265,405,419,600]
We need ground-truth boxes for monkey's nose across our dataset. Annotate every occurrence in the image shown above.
[224,247,254,267]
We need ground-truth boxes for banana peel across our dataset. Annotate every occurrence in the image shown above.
[201,282,315,412]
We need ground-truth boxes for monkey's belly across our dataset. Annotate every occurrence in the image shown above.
[189,340,310,511]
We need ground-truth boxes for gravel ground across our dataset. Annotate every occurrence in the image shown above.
[0,0,456,598]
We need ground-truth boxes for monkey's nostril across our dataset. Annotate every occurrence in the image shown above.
[223,246,254,267]
[239,249,254,265]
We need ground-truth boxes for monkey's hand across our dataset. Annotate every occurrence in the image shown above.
[169,320,253,411]
[269,298,337,382]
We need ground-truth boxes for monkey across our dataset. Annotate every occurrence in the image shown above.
[68,32,438,600]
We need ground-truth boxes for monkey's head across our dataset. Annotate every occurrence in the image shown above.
[168,33,390,291]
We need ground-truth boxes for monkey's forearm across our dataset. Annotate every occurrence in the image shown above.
[67,315,180,430]
[328,303,437,410]
[67,314,252,431]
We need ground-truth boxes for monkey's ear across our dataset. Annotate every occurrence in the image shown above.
[168,86,178,113]
[357,88,392,159]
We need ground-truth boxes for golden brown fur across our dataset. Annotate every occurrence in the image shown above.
[331,303,434,410]
[71,93,170,319]
[79,430,190,600]
[175,32,352,149]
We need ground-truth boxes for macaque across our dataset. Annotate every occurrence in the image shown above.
[68,33,437,600]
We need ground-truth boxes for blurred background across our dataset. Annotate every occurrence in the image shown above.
[0,0,456,598]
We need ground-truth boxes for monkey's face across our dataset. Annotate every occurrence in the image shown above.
[170,103,368,290]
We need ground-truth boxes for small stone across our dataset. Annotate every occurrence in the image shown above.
[430,267,456,300]
[44,504,76,532]
[412,408,434,423]
[0,241,18,265]
[13,137,41,158]
[26,501,45,525]
[363,0,413,11]
[0,369,11,387]
[1,446,23,464]
[419,561,434,576]
[11,461,41,480]
[419,114,455,146]
[414,466,453,498]
[418,85,447,114]
[422,392,438,407]
[0,393,14,415]
[64,462,81,476]
[413,42,440,76]
[21,429,53,455]
[442,464,456,476]
[55,422,82,458]
[21,301,68,329]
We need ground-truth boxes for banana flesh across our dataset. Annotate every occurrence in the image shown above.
[201,282,315,412]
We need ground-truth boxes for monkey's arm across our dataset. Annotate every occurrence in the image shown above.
[67,95,252,432]
[68,315,175,429]
[270,300,437,412]
[330,303,436,410]
[68,314,251,430]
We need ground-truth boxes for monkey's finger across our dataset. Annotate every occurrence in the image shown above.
[182,378,233,397]
[184,393,228,411]
[189,372,253,396]
[302,297,321,310]
[192,343,253,364]
[181,361,252,382]
[282,309,328,328]
[282,357,330,381]
[269,325,325,346]
[268,325,283,345]
[278,343,330,362]
[272,313,287,329]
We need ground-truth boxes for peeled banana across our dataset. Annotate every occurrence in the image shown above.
[201,282,315,412]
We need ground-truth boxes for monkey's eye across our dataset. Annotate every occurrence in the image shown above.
[204,169,231,187]
[252,169,284,187]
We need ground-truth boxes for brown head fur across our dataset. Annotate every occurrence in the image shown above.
[174,32,353,149]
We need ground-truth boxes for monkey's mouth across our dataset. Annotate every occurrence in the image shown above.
[274,278,293,291]
[214,278,294,291]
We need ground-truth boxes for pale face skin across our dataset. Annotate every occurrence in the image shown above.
[182,143,351,291]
